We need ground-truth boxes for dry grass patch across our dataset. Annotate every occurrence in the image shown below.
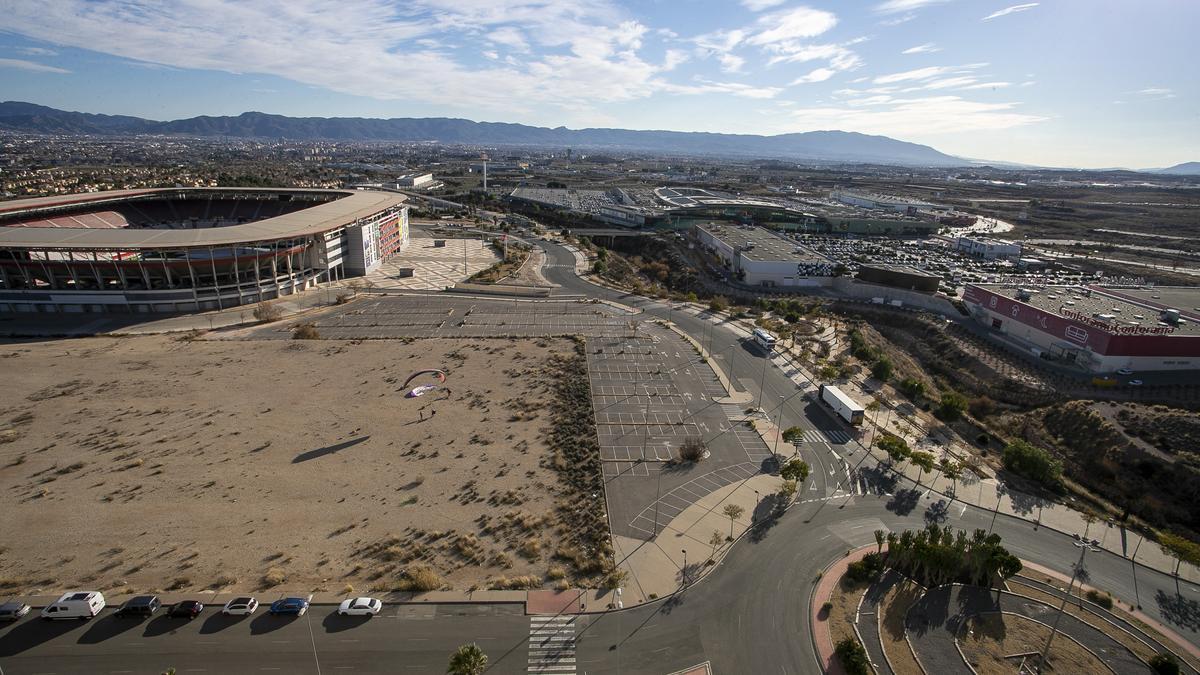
[827,576,871,649]
[959,612,1104,675]
[879,580,925,675]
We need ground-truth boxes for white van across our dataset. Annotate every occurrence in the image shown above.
[40,591,106,620]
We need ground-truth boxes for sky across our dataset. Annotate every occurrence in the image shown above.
[0,0,1196,169]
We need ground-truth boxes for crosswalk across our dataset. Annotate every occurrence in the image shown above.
[528,615,577,673]
[795,428,853,445]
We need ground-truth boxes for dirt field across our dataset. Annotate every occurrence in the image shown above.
[0,334,584,595]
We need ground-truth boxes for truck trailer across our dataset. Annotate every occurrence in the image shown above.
[818,385,865,426]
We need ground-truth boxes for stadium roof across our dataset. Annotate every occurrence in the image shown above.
[0,188,406,249]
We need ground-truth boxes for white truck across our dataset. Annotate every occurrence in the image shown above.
[40,591,106,620]
[819,385,865,426]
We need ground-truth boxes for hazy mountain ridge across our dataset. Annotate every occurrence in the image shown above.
[0,101,966,167]
[1146,162,1200,176]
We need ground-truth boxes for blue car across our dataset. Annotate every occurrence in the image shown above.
[268,597,309,616]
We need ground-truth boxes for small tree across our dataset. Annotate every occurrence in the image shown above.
[835,638,870,675]
[708,296,728,313]
[935,391,968,421]
[722,503,745,540]
[780,458,810,484]
[876,434,910,466]
[253,301,283,323]
[1157,532,1200,576]
[909,451,935,486]
[1002,440,1062,487]
[709,530,724,560]
[781,426,805,443]
[871,357,893,382]
[778,479,798,505]
[677,437,706,463]
[447,643,488,675]
[940,459,962,500]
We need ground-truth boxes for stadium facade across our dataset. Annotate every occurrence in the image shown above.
[0,188,408,314]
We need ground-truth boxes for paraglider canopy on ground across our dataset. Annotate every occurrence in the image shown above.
[403,369,447,397]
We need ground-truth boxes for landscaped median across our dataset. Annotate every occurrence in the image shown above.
[812,529,1195,675]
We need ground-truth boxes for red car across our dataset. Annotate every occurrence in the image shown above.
[168,600,204,618]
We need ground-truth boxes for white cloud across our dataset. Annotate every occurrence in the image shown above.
[791,67,835,85]
[662,49,689,71]
[747,6,838,46]
[874,0,953,14]
[718,53,745,73]
[873,63,986,84]
[17,46,59,56]
[487,26,530,52]
[962,81,1011,90]
[482,50,499,60]
[741,0,786,10]
[1137,87,1177,99]
[901,43,940,55]
[880,13,917,26]
[0,57,70,73]
[786,95,1046,135]
[982,3,1038,21]
[0,0,698,119]
[662,80,782,99]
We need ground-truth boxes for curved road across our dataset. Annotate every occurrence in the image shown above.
[1,239,1196,675]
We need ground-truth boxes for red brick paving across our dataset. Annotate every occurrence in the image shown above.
[526,589,584,615]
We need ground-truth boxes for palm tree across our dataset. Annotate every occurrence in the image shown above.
[874,529,885,554]
[447,643,488,675]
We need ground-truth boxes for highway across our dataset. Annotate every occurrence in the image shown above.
[1,238,1197,674]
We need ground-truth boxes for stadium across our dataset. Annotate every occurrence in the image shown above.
[0,187,408,314]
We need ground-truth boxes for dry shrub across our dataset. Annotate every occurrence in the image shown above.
[545,565,566,581]
[261,568,286,588]
[253,302,283,323]
[399,565,443,592]
[518,539,542,560]
[293,323,321,340]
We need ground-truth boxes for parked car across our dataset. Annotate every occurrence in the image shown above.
[115,595,161,618]
[268,597,309,616]
[1117,368,1134,376]
[337,597,382,616]
[41,591,105,620]
[1128,380,1143,386]
[221,597,258,616]
[168,600,204,619]
[0,601,31,621]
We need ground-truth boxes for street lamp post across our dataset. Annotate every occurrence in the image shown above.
[1037,541,1095,672]
[681,549,688,585]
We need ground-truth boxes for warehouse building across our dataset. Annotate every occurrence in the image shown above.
[856,264,941,293]
[693,223,833,287]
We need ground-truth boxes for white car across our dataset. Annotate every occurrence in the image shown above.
[221,597,259,616]
[1128,380,1143,387]
[1116,368,1134,376]
[337,597,382,616]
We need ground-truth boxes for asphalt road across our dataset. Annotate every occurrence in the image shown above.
[2,239,1197,675]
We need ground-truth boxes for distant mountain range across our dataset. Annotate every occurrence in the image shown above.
[1145,162,1200,176]
[0,101,966,167]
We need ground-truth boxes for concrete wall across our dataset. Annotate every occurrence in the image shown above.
[831,276,957,315]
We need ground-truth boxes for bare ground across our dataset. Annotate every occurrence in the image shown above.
[0,334,592,595]
[879,579,925,675]
[958,612,1107,675]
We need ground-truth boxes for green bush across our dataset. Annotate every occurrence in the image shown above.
[935,391,968,421]
[1150,652,1181,675]
[1085,589,1114,610]
[835,638,870,675]
[871,357,893,382]
[1002,440,1063,487]
[898,377,925,400]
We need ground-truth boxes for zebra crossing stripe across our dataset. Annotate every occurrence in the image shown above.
[528,616,577,674]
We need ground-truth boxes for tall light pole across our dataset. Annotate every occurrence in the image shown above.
[757,346,770,410]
